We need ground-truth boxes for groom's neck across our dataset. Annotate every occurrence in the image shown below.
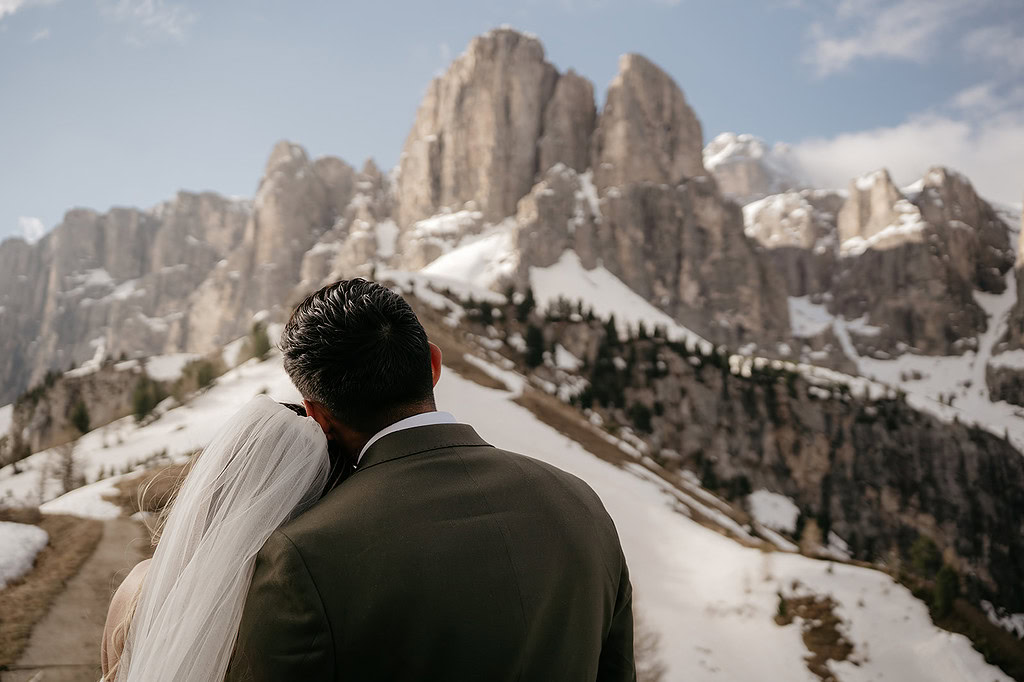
[338,402,438,463]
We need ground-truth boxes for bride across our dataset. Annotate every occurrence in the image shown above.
[100,395,332,681]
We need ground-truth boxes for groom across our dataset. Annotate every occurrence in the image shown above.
[226,279,635,681]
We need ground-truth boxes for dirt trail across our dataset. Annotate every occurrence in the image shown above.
[3,518,148,682]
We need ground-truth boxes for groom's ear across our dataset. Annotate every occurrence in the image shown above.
[429,342,443,387]
[303,399,335,440]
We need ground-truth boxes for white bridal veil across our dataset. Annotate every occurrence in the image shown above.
[115,394,330,681]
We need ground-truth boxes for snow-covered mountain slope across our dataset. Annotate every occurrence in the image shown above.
[785,270,1024,453]
[417,234,1024,453]
[0,356,300,508]
[451,371,1007,682]
[2,347,1011,681]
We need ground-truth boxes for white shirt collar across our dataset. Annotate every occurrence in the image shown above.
[356,411,457,465]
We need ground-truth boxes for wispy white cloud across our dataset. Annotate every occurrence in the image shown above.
[99,0,196,44]
[0,0,30,21]
[18,216,45,244]
[804,0,987,76]
[950,81,1024,118]
[962,24,1024,74]
[29,26,48,40]
[791,110,1024,206]
[0,0,59,23]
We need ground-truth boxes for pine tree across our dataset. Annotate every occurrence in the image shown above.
[933,564,959,618]
[248,322,272,361]
[604,315,619,347]
[70,399,90,434]
[910,536,942,578]
[525,324,545,368]
[516,287,536,321]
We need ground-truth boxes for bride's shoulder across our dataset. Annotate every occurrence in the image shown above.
[119,558,152,595]
[107,557,151,627]
[101,558,152,676]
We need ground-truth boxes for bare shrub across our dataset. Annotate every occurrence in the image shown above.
[635,608,668,682]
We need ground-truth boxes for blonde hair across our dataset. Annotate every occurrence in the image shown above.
[103,462,192,681]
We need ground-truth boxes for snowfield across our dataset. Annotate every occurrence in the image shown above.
[0,521,48,590]
[39,475,127,520]
[1,349,1008,680]
[785,270,1024,454]
[746,489,800,534]
[530,251,713,353]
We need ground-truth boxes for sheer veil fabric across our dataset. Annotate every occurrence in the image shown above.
[115,395,330,681]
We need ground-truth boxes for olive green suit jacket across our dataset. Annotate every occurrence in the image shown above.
[225,423,635,681]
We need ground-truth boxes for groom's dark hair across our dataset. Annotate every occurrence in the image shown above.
[280,279,435,433]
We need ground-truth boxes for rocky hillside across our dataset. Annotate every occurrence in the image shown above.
[416,285,1024,616]
[738,167,1015,357]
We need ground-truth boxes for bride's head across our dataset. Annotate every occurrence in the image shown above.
[106,396,330,681]
[279,278,444,460]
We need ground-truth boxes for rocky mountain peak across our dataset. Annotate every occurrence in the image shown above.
[591,53,705,192]
[264,140,310,175]
[394,26,558,227]
[837,169,925,256]
[360,158,382,182]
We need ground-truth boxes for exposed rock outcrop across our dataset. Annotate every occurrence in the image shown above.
[837,170,925,254]
[0,192,250,404]
[742,190,841,298]
[8,361,147,455]
[184,142,355,351]
[999,206,1024,352]
[394,28,558,227]
[592,54,705,191]
[298,158,394,293]
[743,167,1015,358]
[538,70,596,175]
[513,164,600,275]
[596,178,790,345]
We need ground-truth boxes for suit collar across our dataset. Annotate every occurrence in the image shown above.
[355,423,491,471]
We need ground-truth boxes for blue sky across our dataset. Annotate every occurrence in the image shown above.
[1,0,1022,241]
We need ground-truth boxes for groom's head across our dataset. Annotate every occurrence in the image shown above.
[280,279,443,451]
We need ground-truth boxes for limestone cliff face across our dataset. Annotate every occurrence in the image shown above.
[836,170,924,253]
[0,140,360,404]
[1004,211,1024,349]
[394,29,559,227]
[742,190,841,298]
[743,167,1015,357]
[0,192,249,404]
[597,178,791,345]
[833,169,1012,355]
[184,142,355,351]
[513,164,600,275]
[988,207,1024,404]
[592,54,705,191]
[9,361,146,455]
[298,158,395,293]
[538,70,596,175]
